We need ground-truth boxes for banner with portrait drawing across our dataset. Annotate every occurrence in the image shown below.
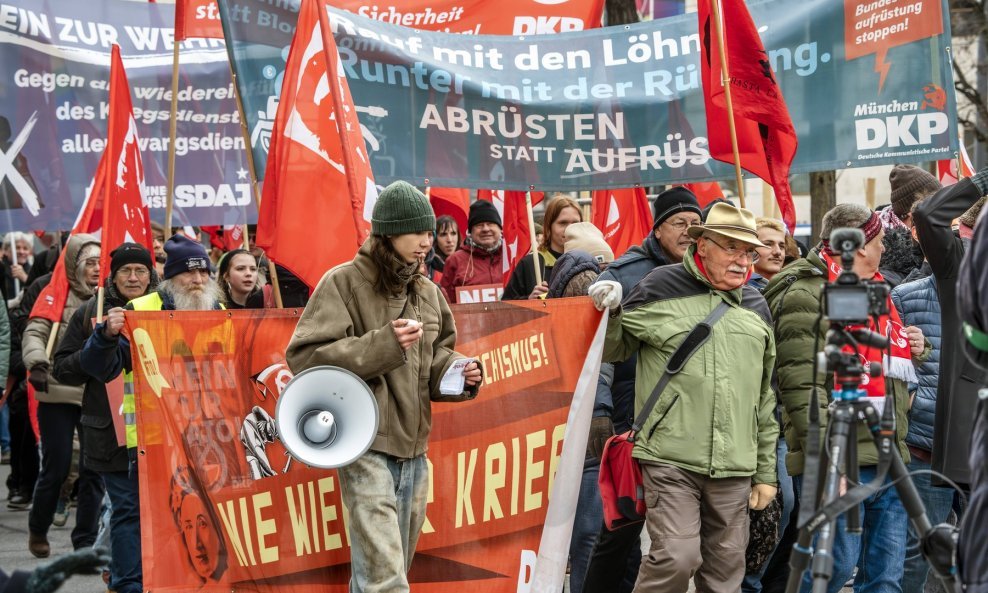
[127,300,605,592]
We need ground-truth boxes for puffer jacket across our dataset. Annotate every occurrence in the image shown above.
[891,275,941,453]
[287,240,477,459]
[440,240,503,303]
[603,245,778,484]
[763,250,914,476]
[596,233,673,433]
[21,234,99,406]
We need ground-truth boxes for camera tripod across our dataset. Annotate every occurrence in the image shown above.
[784,329,959,593]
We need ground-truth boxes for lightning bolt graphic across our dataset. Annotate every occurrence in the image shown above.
[874,49,891,93]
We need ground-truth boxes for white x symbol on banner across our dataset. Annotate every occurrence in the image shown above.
[0,111,41,216]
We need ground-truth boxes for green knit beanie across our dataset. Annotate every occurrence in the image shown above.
[371,181,436,236]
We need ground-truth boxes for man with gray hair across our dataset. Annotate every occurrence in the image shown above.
[764,203,929,593]
[590,202,778,593]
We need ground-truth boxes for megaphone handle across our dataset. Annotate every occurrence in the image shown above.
[283,454,293,474]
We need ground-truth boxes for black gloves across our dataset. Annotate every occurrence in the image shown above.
[28,364,49,393]
[587,416,615,460]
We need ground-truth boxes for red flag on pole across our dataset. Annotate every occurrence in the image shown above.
[97,45,155,289]
[175,0,224,41]
[590,187,652,258]
[258,0,378,290]
[478,190,544,284]
[683,182,725,208]
[429,187,470,237]
[937,144,975,186]
[28,160,105,323]
[698,0,798,232]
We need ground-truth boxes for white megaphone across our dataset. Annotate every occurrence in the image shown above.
[275,366,379,469]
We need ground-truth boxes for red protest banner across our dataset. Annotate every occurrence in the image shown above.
[128,299,604,592]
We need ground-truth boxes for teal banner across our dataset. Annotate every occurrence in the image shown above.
[219,0,957,190]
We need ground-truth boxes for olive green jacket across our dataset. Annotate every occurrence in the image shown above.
[763,251,925,476]
[603,247,778,485]
[286,240,476,459]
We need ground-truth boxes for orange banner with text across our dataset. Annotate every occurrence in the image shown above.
[127,299,601,592]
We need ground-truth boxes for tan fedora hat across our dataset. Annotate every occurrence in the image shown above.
[688,202,765,247]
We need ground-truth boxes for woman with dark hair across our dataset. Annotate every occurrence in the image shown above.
[218,249,267,309]
[285,181,482,592]
[502,194,583,300]
[435,215,460,260]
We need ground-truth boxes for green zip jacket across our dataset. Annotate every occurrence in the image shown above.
[603,247,778,485]
[763,251,919,476]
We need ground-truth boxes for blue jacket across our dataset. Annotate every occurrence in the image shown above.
[596,234,671,432]
[891,274,941,453]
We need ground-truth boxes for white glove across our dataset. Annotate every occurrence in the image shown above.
[589,280,622,311]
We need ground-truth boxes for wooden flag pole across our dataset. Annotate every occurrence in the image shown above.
[9,233,19,296]
[710,0,746,208]
[164,41,180,238]
[44,323,59,358]
[525,192,542,288]
[242,224,250,251]
[229,71,283,308]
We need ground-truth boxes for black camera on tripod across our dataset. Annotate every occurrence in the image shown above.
[822,228,889,324]
[784,227,960,593]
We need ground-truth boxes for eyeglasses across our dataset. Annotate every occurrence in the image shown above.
[117,267,149,279]
[706,236,760,263]
[663,219,704,231]
[83,258,100,269]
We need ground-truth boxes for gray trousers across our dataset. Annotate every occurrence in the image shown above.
[338,451,429,593]
[635,462,751,593]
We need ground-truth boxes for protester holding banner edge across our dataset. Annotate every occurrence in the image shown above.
[51,242,157,593]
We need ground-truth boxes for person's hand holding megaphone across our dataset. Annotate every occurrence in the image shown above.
[392,319,424,351]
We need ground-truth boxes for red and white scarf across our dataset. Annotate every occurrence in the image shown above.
[820,250,917,396]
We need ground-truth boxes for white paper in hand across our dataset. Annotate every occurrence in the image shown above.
[440,358,472,395]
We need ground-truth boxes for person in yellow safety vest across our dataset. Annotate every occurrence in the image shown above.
[56,235,224,593]
[52,243,156,593]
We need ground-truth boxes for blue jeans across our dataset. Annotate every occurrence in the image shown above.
[743,438,796,593]
[0,402,10,452]
[101,469,142,593]
[338,451,429,593]
[794,466,908,593]
[569,456,604,593]
[901,457,954,593]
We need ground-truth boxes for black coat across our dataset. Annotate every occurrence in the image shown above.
[957,185,988,592]
[913,176,986,487]
[502,249,560,300]
[52,284,134,473]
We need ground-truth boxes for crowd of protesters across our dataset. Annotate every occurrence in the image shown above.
[1,166,987,593]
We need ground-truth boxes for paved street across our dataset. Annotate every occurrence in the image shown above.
[0,463,104,593]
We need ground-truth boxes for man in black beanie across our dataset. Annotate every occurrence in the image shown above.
[52,242,156,593]
[441,200,504,303]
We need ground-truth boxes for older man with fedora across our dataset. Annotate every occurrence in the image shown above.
[590,202,779,593]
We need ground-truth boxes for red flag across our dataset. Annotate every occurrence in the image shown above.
[28,160,105,323]
[202,225,246,251]
[683,181,725,208]
[937,144,975,186]
[97,45,155,289]
[258,0,378,289]
[478,190,544,284]
[698,0,798,232]
[590,188,652,258]
[429,187,470,237]
[175,0,224,41]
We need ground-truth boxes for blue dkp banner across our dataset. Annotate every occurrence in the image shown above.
[219,0,958,191]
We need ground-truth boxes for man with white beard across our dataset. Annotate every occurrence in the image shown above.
[120,234,222,312]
